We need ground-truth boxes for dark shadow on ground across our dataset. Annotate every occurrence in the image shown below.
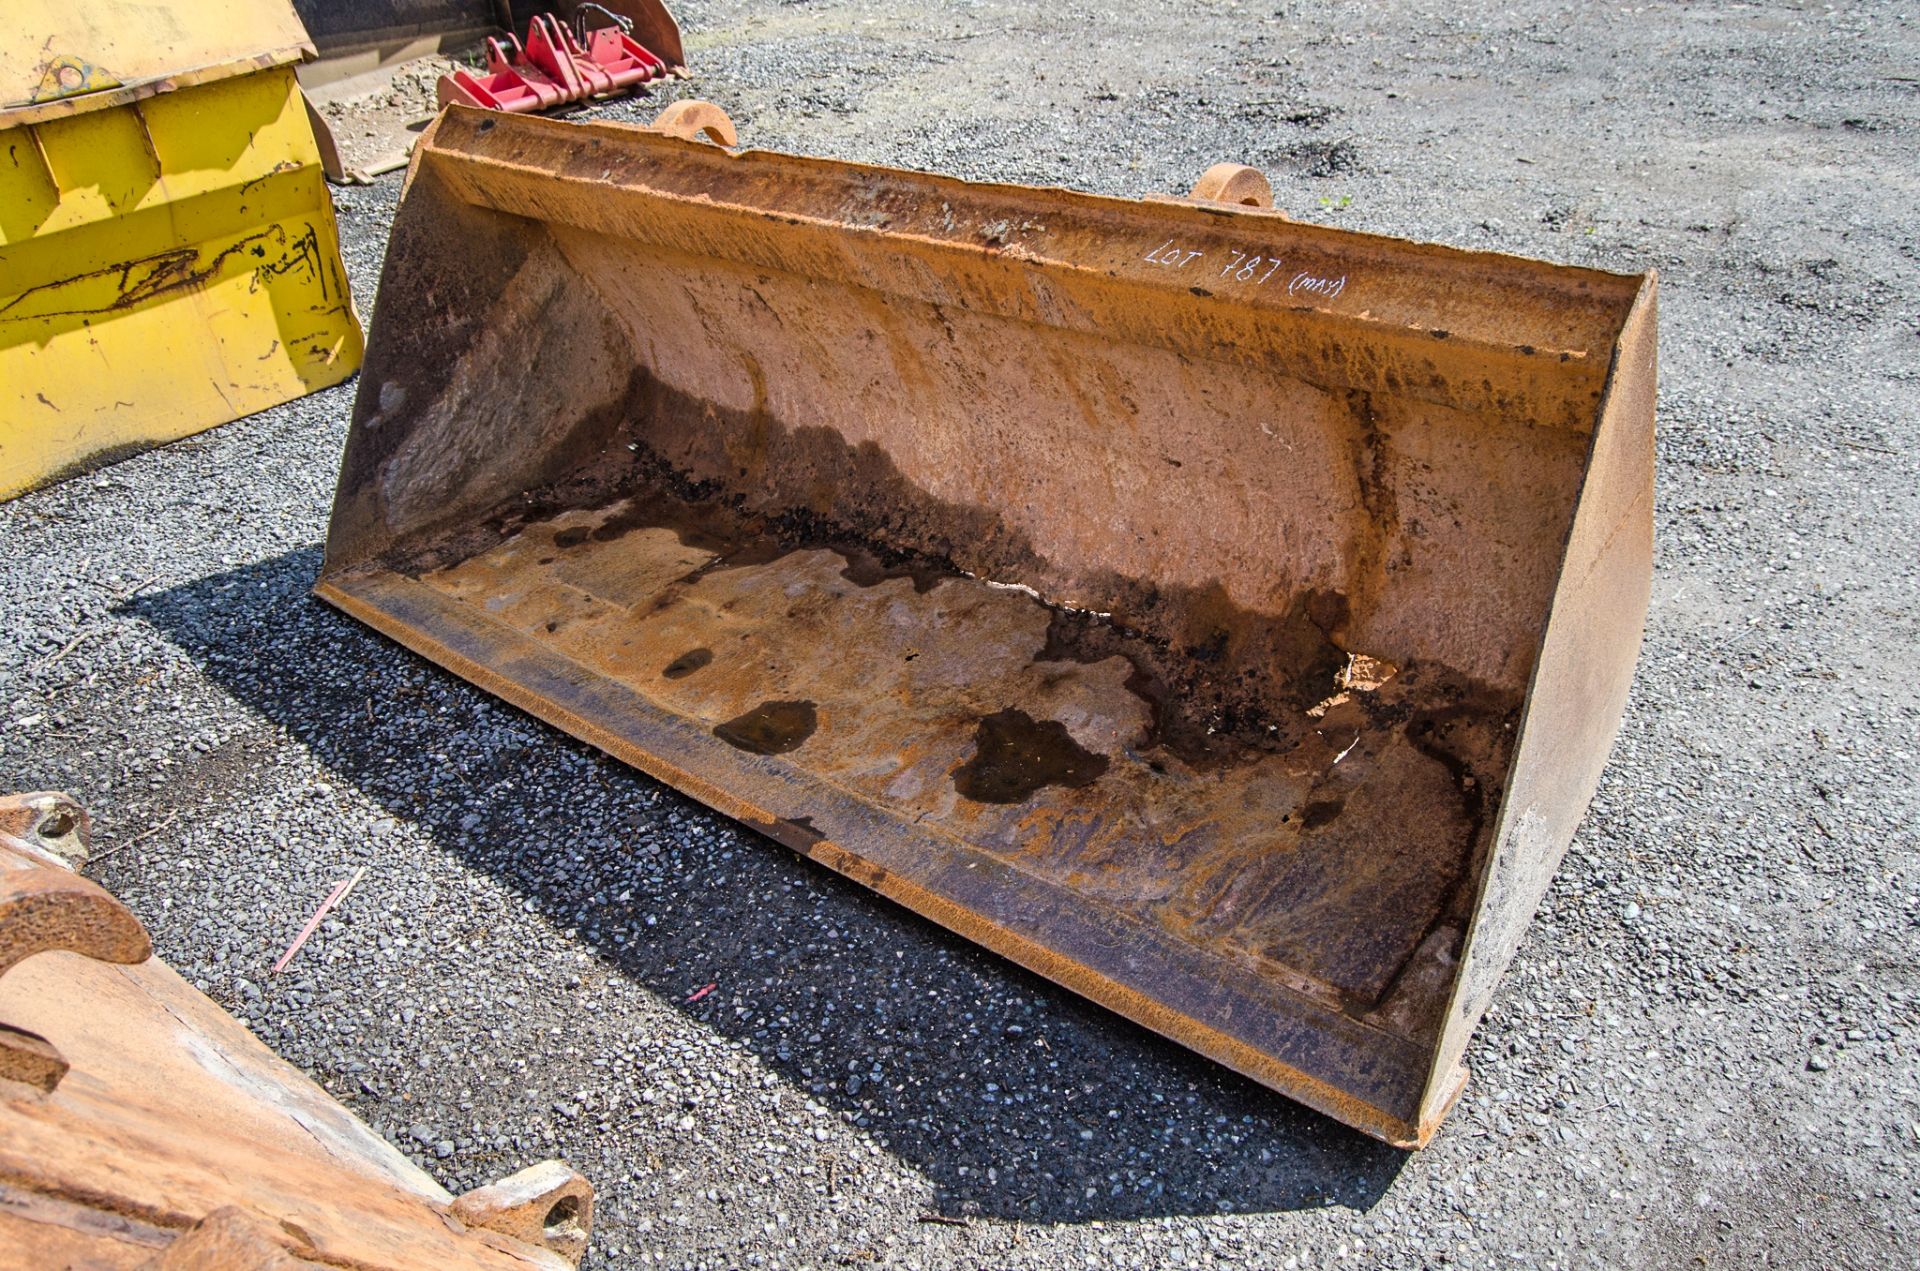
[130,546,1405,1223]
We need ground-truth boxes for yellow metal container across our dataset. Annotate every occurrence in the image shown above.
[1,3,363,500]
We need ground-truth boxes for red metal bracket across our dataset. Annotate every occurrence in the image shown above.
[437,14,671,115]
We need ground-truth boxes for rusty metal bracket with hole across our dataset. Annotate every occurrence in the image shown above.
[0,790,93,868]
[0,793,150,1093]
[452,1160,596,1264]
[0,793,600,1268]
[647,99,737,145]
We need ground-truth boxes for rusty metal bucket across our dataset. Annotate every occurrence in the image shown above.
[318,103,1655,1146]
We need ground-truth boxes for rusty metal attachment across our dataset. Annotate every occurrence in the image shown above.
[0,794,595,1267]
[0,790,92,867]
[647,98,737,145]
[0,794,150,1093]
[436,9,674,113]
[452,1160,596,1264]
[1188,162,1275,208]
[319,106,1656,1146]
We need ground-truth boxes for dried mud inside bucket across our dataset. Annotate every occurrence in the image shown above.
[401,453,1518,1047]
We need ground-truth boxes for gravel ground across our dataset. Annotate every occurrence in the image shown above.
[4,2,1918,1267]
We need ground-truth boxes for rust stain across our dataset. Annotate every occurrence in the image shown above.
[661,647,712,679]
[953,709,1110,804]
[712,700,817,755]
[410,483,1518,1032]
[0,224,325,324]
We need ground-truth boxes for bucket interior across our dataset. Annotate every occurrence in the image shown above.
[322,109,1648,1138]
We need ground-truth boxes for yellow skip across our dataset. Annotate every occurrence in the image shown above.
[1,2,362,500]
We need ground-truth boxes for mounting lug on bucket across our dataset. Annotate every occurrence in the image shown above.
[647,99,737,146]
[1188,163,1277,210]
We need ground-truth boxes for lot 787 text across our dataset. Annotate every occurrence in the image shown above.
[1140,239,1348,298]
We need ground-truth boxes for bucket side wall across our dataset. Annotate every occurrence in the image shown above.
[322,158,644,571]
[1420,277,1658,1128]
